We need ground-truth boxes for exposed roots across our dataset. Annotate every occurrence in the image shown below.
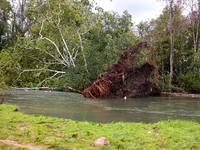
[82,40,158,99]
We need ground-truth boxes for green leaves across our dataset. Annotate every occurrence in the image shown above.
[0,0,12,12]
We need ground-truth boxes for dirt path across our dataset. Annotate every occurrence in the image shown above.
[0,140,45,150]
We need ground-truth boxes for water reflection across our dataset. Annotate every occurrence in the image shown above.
[1,90,200,123]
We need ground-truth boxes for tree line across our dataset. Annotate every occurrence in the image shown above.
[0,0,199,93]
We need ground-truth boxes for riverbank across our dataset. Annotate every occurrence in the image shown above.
[161,92,200,98]
[0,105,200,149]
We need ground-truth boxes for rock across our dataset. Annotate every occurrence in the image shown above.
[147,131,153,134]
[93,137,106,146]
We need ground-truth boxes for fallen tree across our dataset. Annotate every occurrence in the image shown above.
[64,40,158,99]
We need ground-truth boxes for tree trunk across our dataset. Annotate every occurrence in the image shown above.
[192,0,200,54]
[3,10,9,41]
[169,0,174,87]
[11,12,16,44]
[198,0,200,52]
[19,0,25,36]
[63,85,83,94]
[192,0,200,63]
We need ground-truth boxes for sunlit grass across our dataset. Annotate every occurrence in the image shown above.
[1,105,200,149]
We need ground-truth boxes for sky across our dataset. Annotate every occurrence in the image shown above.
[93,0,166,25]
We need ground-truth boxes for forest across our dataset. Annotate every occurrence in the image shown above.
[0,0,200,94]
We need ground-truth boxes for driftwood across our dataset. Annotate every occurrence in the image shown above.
[161,92,200,98]
[12,87,56,91]
[64,41,158,99]
[63,85,83,94]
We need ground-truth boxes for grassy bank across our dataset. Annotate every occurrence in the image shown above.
[0,105,200,150]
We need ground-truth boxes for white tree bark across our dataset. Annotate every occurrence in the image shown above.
[190,0,199,54]
[9,1,100,87]
[2,0,102,87]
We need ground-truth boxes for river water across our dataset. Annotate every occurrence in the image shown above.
[1,90,200,123]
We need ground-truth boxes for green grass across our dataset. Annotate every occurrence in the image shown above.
[0,105,200,149]
[0,141,12,150]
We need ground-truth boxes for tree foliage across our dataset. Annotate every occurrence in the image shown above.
[0,0,200,93]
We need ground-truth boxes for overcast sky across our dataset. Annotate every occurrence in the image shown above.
[94,0,165,25]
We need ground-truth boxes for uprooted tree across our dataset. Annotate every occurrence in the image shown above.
[64,40,159,99]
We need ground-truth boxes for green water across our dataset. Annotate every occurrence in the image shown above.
[1,90,200,123]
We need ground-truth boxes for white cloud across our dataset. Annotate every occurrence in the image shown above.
[93,0,165,25]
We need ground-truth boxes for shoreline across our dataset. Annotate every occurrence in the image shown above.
[1,105,200,149]
[2,89,200,99]
[161,92,200,98]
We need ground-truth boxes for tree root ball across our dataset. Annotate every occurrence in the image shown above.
[82,41,158,99]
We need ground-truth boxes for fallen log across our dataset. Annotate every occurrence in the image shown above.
[63,85,83,94]
[12,87,56,91]
[161,92,200,98]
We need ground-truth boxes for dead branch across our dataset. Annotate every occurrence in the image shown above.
[63,85,83,94]
[143,19,154,41]
[12,87,56,90]
[12,68,65,87]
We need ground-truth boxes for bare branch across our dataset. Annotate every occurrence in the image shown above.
[73,49,79,61]
[12,68,66,86]
[35,47,68,66]
[0,60,21,71]
[39,11,70,66]
[57,27,76,67]
[77,31,89,74]
[44,3,77,67]
[2,59,66,87]
[23,55,63,65]
[76,10,101,74]
[10,1,101,87]
[39,72,59,85]
[0,60,13,70]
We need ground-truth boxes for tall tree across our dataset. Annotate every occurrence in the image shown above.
[0,0,12,41]
[136,20,149,37]
[7,0,101,87]
[169,0,174,86]
[11,0,33,37]
[147,4,188,91]
[188,0,200,54]
[157,0,186,87]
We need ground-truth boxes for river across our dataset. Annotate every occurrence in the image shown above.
[1,90,200,123]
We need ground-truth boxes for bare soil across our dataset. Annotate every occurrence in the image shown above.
[0,140,46,150]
